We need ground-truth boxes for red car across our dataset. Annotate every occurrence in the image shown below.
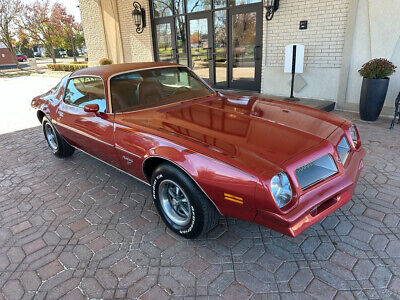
[17,54,27,62]
[31,62,365,239]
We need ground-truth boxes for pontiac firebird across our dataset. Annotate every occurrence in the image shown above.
[31,62,366,239]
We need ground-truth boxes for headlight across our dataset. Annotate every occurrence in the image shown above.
[349,125,358,147]
[270,172,292,208]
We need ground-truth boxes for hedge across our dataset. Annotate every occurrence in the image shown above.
[70,61,87,65]
[99,58,112,65]
[47,63,88,71]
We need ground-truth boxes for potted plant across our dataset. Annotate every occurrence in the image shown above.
[358,58,397,121]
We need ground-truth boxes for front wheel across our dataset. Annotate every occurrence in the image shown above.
[42,116,75,158]
[151,163,218,239]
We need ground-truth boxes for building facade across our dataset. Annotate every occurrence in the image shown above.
[79,0,400,114]
[0,43,15,66]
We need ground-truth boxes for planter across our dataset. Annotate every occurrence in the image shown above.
[359,77,389,121]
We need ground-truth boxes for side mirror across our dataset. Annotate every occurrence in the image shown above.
[84,104,100,113]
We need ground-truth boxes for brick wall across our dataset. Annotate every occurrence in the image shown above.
[79,0,108,65]
[117,0,154,62]
[0,48,15,65]
[264,0,349,68]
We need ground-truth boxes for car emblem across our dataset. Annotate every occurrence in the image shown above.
[122,155,134,165]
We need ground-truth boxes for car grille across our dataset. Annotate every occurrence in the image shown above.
[336,136,351,165]
[296,154,338,190]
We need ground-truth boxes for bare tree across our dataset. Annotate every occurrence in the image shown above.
[0,0,22,68]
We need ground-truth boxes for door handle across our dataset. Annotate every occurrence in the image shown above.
[254,46,261,61]
[171,48,176,59]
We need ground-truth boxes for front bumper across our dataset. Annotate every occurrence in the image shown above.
[254,147,366,237]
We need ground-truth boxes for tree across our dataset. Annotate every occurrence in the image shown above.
[20,0,62,63]
[51,3,78,61]
[16,29,34,57]
[0,0,22,68]
[73,24,86,54]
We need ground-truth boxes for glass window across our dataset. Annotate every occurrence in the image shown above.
[174,0,184,15]
[64,77,107,112]
[156,23,174,62]
[110,67,214,113]
[230,0,260,5]
[186,0,211,13]
[214,10,227,85]
[153,0,173,17]
[176,16,188,66]
[214,0,226,8]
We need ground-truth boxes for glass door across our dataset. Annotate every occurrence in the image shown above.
[214,10,228,88]
[187,13,213,84]
[228,4,262,91]
[154,18,177,63]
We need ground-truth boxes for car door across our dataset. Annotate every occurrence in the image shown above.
[54,76,120,167]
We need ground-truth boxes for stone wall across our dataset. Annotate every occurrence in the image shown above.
[343,0,400,113]
[117,0,154,62]
[78,0,108,65]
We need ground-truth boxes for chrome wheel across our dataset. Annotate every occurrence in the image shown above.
[44,123,58,152]
[158,179,191,226]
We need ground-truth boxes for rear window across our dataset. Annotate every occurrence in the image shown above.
[110,67,214,113]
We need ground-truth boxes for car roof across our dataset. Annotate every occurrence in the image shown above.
[70,62,181,81]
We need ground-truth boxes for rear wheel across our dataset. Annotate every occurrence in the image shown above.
[151,163,218,239]
[42,117,75,158]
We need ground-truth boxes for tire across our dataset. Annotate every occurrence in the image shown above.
[42,116,75,158]
[151,163,218,239]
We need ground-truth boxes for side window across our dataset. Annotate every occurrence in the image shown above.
[110,73,143,113]
[64,77,107,112]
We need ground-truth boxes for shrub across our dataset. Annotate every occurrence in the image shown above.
[359,58,397,79]
[47,63,88,72]
[99,58,113,65]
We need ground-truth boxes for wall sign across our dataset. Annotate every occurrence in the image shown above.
[299,20,308,30]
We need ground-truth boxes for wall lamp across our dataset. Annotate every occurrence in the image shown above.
[265,0,279,21]
[132,1,146,34]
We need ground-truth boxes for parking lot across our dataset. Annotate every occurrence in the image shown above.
[0,75,400,299]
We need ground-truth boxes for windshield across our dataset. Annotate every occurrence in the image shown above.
[110,66,215,113]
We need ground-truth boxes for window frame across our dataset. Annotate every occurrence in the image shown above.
[62,75,108,113]
[107,65,216,114]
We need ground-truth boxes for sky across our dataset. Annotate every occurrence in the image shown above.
[21,0,81,22]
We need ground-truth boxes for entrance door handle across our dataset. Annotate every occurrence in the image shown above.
[254,46,261,60]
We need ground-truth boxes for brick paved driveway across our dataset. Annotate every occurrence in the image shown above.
[0,112,399,299]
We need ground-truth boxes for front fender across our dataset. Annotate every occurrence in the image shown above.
[144,147,259,221]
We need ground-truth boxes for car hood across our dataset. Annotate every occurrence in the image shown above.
[115,93,346,171]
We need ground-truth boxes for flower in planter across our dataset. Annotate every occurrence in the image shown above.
[358,59,397,121]
[358,58,396,79]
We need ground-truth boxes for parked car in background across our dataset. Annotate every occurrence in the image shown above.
[17,54,27,62]
[31,62,366,239]
[33,52,41,57]
[59,50,67,56]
